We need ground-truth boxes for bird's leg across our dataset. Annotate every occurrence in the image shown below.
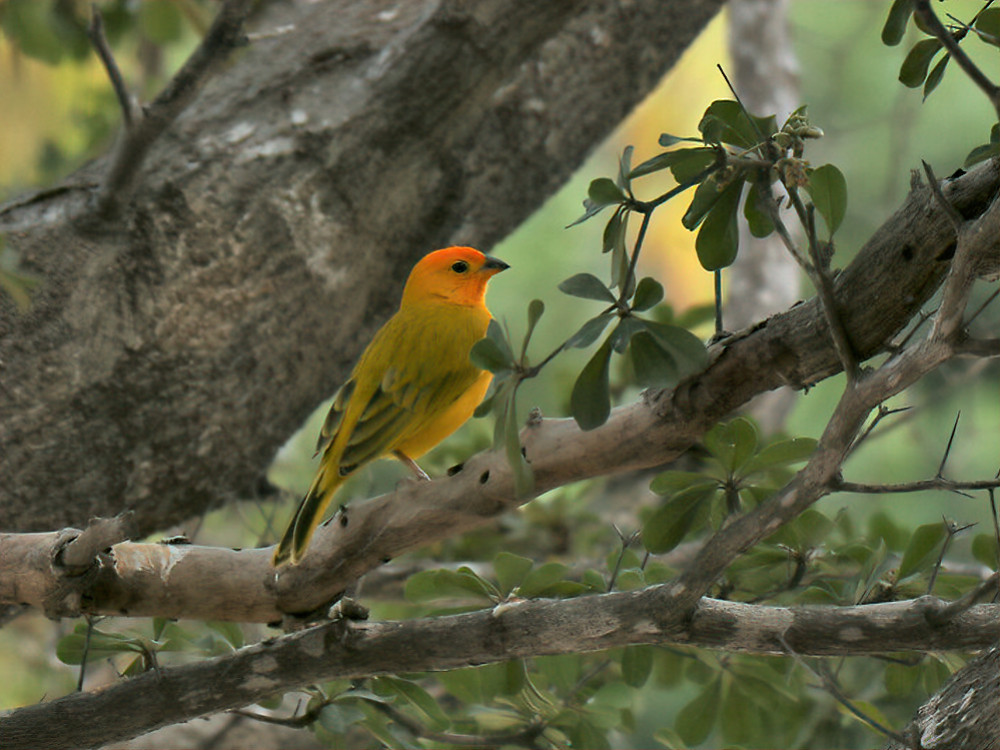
[394,450,431,481]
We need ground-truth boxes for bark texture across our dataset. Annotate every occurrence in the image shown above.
[0,0,726,535]
[885,647,1000,750]
[1,593,996,750]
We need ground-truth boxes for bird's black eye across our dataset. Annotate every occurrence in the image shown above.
[451,260,469,273]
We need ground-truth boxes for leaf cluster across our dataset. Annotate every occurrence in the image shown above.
[883,0,1000,165]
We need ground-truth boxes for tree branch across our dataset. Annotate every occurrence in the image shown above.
[91,0,253,216]
[0,594,995,750]
[1,162,998,622]
[913,0,1000,120]
[0,0,729,540]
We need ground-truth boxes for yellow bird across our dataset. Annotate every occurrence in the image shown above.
[272,247,509,566]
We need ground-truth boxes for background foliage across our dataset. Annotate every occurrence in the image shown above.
[1,1,997,748]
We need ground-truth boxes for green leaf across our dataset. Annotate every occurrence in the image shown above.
[517,561,571,597]
[404,568,498,604]
[742,437,817,474]
[571,340,612,431]
[975,7,1000,44]
[805,164,848,237]
[868,511,909,551]
[682,175,726,231]
[379,677,451,731]
[649,470,719,496]
[789,509,835,549]
[882,0,915,45]
[485,318,515,362]
[698,100,776,149]
[610,241,634,298]
[522,298,545,358]
[617,145,634,192]
[206,621,244,650]
[670,148,720,184]
[965,124,1000,167]
[720,682,759,745]
[494,551,534,597]
[629,147,716,181]
[631,277,664,312]
[675,677,721,746]
[318,703,366,735]
[621,645,654,688]
[602,207,628,254]
[589,177,626,207]
[470,336,513,374]
[504,386,534,497]
[744,180,776,238]
[569,179,626,227]
[558,273,616,303]
[923,53,950,98]
[639,320,708,374]
[899,38,942,87]
[56,625,148,665]
[566,313,614,349]
[629,331,678,388]
[610,316,643,353]
[897,522,947,580]
[971,533,998,570]
[705,418,758,474]
[642,483,716,553]
[695,180,743,270]
[964,141,1000,167]
[659,132,702,148]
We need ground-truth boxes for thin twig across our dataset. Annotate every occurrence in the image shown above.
[927,518,975,594]
[922,160,963,232]
[965,288,1000,327]
[778,635,906,744]
[92,0,253,216]
[373,700,545,748]
[76,616,96,692]
[834,476,1000,495]
[850,404,911,453]
[991,488,1000,598]
[87,6,137,128]
[787,187,859,379]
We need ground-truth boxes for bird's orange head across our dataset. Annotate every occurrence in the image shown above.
[401,246,509,308]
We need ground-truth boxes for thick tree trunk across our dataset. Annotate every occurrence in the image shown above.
[0,0,726,536]
[885,647,1000,750]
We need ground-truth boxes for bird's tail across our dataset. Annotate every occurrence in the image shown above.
[272,464,344,566]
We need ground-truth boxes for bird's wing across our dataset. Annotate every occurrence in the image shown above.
[322,311,486,475]
[337,363,481,473]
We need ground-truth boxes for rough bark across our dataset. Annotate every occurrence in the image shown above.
[0,593,996,750]
[0,0,726,536]
[885,647,1000,750]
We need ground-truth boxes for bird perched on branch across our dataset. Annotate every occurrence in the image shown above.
[272,246,509,566]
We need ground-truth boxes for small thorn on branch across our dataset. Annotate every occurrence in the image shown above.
[936,411,961,479]
[922,160,964,233]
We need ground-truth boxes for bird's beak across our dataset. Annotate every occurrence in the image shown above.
[482,256,510,275]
